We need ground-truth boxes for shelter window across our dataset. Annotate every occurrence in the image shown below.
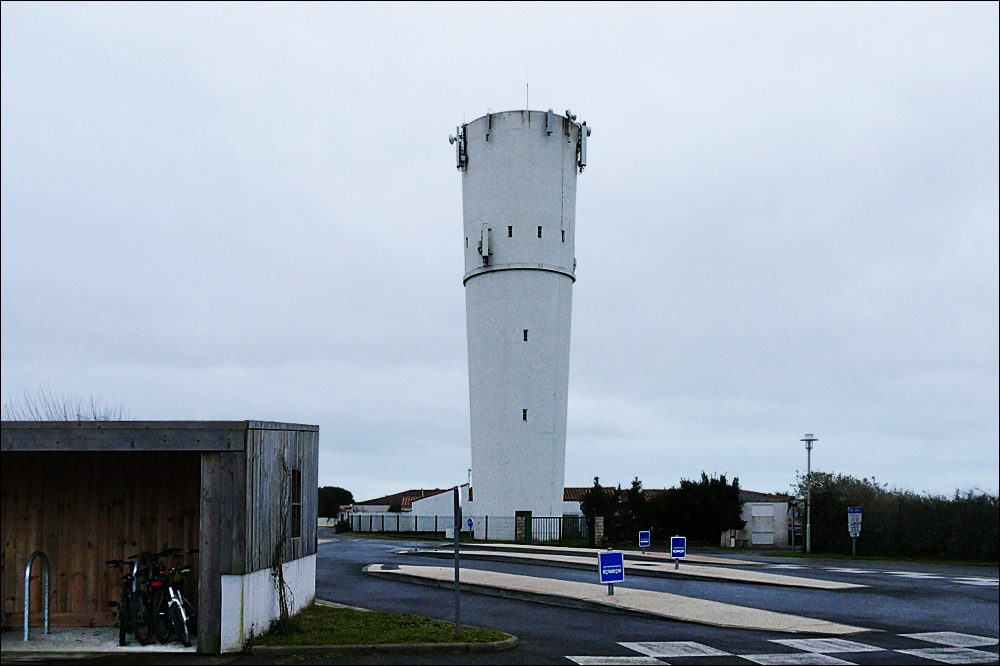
[508,226,513,237]
[562,230,566,242]
[523,329,528,342]
[522,409,528,421]
[291,468,302,539]
[537,226,542,238]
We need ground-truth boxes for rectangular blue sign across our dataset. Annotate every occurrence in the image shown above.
[639,531,650,548]
[598,551,625,584]
[848,507,862,515]
[671,535,686,559]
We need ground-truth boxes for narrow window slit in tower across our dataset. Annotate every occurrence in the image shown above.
[537,226,542,238]
[523,329,528,341]
[465,237,468,248]
[508,226,513,237]
[522,409,528,421]
[562,230,566,242]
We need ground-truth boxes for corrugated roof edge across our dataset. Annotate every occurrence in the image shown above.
[1,420,248,430]
[247,421,320,431]
[1,420,319,431]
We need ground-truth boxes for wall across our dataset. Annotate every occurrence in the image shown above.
[219,554,315,652]
[0,450,200,627]
[725,502,789,548]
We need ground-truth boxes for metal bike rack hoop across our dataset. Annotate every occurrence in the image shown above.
[23,550,51,641]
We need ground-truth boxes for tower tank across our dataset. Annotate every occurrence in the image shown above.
[451,109,590,524]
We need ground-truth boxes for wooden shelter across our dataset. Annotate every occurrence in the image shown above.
[1,420,318,653]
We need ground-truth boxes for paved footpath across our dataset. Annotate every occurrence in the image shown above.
[406,548,865,590]
[365,564,868,635]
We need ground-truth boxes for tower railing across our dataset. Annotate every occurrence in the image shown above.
[23,550,51,641]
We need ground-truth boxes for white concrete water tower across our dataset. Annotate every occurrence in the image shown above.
[450,109,591,520]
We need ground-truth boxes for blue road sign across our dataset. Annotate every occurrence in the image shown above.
[639,531,650,548]
[467,517,473,529]
[598,551,625,584]
[670,535,687,559]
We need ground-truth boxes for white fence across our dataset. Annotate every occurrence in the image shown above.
[349,514,516,541]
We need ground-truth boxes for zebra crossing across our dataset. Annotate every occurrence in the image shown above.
[567,632,999,665]
[763,564,998,587]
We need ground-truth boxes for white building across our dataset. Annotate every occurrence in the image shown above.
[454,109,591,523]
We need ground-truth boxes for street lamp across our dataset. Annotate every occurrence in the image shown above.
[800,434,817,554]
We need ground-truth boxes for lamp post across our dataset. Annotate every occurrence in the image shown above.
[800,434,817,554]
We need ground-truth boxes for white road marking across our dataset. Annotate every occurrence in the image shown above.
[770,638,884,653]
[824,568,876,574]
[901,632,999,648]
[566,658,666,665]
[895,647,999,664]
[768,564,807,569]
[952,578,999,587]
[619,641,731,657]
[738,654,856,665]
[885,571,945,579]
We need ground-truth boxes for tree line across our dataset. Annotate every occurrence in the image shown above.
[579,472,746,546]
[795,472,999,561]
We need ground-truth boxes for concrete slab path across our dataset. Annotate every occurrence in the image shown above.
[462,542,758,566]
[364,564,870,635]
[407,549,865,590]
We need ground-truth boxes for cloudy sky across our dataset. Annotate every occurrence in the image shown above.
[3,2,997,502]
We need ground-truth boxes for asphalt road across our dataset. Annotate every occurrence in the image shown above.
[290,532,998,665]
[7,534,993,665]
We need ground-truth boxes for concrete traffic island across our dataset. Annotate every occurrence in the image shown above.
[454,542,762,566]
[365,564,871,635]
[404,548,866,590]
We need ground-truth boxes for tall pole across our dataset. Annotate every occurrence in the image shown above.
[453,486,461,637]
[801,435,817,554]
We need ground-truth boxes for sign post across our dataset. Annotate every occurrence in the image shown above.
[453,487,461,637]
[598,549,625,595]
[670,535,686,570]
[638,530,650,554]
[847,507,862,557]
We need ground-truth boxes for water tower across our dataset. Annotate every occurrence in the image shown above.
[450,109,590,523]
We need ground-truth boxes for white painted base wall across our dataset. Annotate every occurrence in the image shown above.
[220,554,316,652]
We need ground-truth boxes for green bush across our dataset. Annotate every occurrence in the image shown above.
[796,472,999,561]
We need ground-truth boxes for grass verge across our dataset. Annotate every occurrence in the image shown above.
[249,604,510,647]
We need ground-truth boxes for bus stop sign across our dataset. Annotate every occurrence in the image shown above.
[671,535,687,559]
[598,551,625,584]
[639,531,650,548]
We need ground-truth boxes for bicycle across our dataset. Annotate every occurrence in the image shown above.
[149,547,199,647]
[106,552,153,646]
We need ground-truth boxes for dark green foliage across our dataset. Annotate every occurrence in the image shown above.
[649,473,745,545]
[318,486,354,519]
[334,519,350,533]
[579,476,615,523]
[796,472,999,561]
[582,473,744,545]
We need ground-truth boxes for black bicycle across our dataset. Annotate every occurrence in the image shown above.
[149,547,199,647]
[106,552,153,646]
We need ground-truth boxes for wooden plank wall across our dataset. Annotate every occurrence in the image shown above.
[0,451,200,627]
[244,427,318,574]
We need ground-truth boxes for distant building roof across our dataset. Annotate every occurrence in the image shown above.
[564,487,787,503]
[563,487,668,501]
[740,490,790,503]
[355,488,448,508]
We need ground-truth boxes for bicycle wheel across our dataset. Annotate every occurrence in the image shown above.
[170,602,191,647]
[152,589,172,644]
[132,589,154,645]
[118,593,129,646]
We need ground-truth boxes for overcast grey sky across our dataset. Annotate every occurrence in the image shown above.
[2,2,997,502]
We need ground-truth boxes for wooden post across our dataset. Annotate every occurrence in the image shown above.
[198,453,222,654]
